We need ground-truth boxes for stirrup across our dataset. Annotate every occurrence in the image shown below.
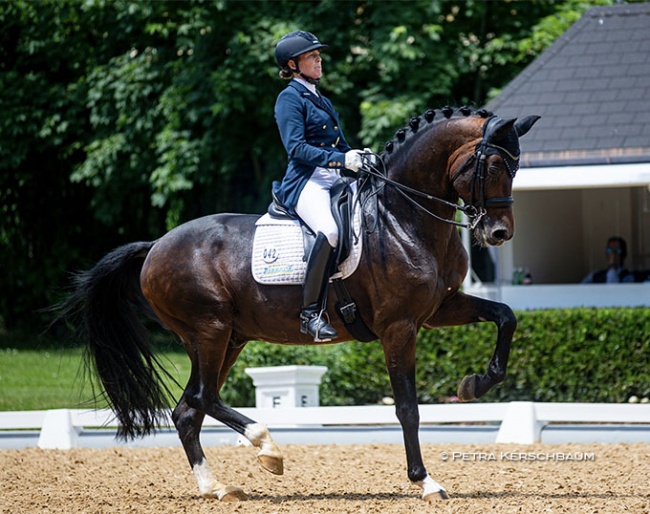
[300,311,338,342]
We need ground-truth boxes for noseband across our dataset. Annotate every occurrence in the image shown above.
[361,128,519,230]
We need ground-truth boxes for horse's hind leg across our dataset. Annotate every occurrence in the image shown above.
[172,347,249,501]
[174,334,283,499]
[173,393,247,501]
[216,339,284,475]
[425,291,516,401]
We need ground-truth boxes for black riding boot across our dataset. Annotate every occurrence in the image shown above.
[300,233,338,342]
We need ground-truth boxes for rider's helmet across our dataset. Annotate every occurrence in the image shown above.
[275,31,328,69]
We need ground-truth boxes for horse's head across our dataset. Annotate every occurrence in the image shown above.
[450,114,540,247]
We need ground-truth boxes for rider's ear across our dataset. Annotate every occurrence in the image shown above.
[514,115,541,138]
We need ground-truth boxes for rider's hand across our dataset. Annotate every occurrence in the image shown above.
[363,148,377,167]
[345,149,364,173]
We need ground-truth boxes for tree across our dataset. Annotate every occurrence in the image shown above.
[0,0,619,332]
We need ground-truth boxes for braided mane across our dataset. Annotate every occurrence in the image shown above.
[382,106,493,159]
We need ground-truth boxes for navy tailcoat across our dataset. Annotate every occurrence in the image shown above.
[273,79,352,214]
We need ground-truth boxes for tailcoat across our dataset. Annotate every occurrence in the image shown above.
[273,79,352,214]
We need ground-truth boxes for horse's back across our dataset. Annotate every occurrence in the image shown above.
[163,212,259,244]
[140,213,261,321]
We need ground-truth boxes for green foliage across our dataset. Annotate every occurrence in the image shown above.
[1,308,647,411]
[0,0,624,332]
[0,346,190,411]
[220,308,650,407]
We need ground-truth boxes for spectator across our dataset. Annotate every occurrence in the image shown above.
[581,236,634,284]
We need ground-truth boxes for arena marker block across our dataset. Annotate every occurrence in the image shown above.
[38,409,79,449]
[495,401,546,444]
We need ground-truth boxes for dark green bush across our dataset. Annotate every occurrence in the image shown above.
[220,308,650,406]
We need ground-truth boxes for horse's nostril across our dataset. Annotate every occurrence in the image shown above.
[492,229,509,241]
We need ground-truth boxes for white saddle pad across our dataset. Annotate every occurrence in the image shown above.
[251,203,363,285]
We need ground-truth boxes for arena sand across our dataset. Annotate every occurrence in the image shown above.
[1,443,649,513]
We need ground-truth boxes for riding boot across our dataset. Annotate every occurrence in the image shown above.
[300,233,338,342]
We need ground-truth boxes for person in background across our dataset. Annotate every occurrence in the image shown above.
[581,236,634,284]
[273,30,365,342]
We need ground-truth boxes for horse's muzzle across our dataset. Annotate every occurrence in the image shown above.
[475,218,513,247]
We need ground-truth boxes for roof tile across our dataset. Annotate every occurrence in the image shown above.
[485,3,650,166]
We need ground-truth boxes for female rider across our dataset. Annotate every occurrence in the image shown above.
[273,30,364,342]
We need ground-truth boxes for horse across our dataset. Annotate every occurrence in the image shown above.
[57,106,539,502]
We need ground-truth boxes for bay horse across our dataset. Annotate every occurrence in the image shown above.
[57,106,539,502]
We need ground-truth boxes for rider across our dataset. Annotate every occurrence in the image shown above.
[273,30,364,342]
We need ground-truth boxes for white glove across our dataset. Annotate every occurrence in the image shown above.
[345,149,364,172]
[363,148,377,167]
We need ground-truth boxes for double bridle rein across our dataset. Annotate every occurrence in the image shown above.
[360,131,519,231]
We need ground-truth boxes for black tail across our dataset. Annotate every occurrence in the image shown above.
[55,241,174,440]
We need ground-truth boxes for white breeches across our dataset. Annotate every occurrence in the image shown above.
[295,166,340,248]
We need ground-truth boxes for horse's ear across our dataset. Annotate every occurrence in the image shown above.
[485,117,516,143]
[514,115,541,138]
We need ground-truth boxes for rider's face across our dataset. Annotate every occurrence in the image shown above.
[294,50,322,81]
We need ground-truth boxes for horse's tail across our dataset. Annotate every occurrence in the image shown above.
[56,241,174,440]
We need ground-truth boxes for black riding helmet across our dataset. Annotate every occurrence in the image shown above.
[275,30,328,70]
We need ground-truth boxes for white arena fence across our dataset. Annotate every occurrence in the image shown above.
[1,402,649,450]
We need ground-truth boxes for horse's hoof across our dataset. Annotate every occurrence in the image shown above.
[424,490,449,502]
[219,486,248,502]
[202,486,248,501]
[457,375,477,402]
[258,453,284,475]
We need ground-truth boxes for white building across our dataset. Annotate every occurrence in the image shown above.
[468,3,650,309]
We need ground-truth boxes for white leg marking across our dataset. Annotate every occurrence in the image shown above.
[244,422,280,455]
[244,422,284,474]
[193,459,218,497]
[192,458,247,500]
[417,474,446,499]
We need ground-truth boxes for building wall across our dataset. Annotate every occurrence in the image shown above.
[509,189,585,284]
[632,186,650,270]
[580,188,634,274]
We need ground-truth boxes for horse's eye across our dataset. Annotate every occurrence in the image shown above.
[488,164,500,175]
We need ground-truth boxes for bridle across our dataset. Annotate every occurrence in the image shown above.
[359,129,519,231]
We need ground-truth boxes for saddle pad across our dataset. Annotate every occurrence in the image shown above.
[251,209,362,285]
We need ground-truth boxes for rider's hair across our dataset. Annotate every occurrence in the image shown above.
[279,67,294,80]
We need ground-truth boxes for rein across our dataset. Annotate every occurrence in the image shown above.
[359,144,512,231]
[360,156,482,229]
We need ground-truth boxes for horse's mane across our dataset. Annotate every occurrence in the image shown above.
[382,106,493,162]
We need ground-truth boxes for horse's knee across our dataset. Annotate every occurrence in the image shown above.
[498,303,517,331]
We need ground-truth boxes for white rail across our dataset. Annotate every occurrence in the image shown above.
[1,402,649,450]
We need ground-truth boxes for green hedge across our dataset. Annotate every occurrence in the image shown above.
[219,308,650,407]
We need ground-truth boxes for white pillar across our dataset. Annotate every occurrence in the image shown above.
[495,401,546,444]
[245,365,328,408]
[38,409,79,449]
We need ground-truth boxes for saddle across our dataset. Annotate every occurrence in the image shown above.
[263,178,376,342]
[267,177,356,267]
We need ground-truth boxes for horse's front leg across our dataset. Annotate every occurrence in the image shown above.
[381,326,448,502]
[425,291,516,401]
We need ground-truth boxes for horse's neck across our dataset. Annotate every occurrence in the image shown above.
[375,180,458,256]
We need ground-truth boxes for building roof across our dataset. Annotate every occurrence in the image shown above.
[485,2,650,168]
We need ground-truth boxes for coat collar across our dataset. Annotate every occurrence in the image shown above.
[288,79,337,121]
